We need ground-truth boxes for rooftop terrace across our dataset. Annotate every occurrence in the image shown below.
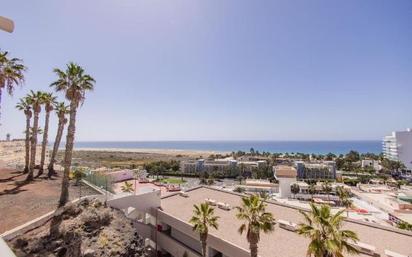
[161,187,412,257]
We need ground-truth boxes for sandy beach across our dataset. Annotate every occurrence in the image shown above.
[73,147,230,158]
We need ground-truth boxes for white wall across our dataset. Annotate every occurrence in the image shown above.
[107,190,161,214]
[396,130,412,170]
[171,227,202,254]
[279,177,296,198]
[157,210,251,257]
[157,232,202,257]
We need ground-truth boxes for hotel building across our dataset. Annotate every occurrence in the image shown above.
[383,128,412,170]
[295,161,337,180]
[180,159,267,175]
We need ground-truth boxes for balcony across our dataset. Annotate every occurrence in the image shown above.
[157,231,202,257]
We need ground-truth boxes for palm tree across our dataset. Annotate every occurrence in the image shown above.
[26,91,45,182]
[15,97,32,173]
[322,181,332,202]
[51,63,95,207]
[72,167,85,186]
[121,181,134,193]
[38,92,56,176]
[398,221,412,231]
[0,50,26,122]
[189,202,219,257]
[308,184,317,201]
[291,183,300,199]
[235,194,275,257]
[47,102,69,178]
[297,203,360,257]
[336,187,353,217]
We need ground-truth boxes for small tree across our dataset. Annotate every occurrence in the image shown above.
[121,181,134,193]
[234,186,246,193]
[308,184,316,201]
[398,221,412,231]
[322,181,332,201]
[259,191,269,200]
[337,186,353,217]
[290,183,300,199]
[72,167,85,186]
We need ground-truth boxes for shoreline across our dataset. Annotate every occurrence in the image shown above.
[71,147,230,157]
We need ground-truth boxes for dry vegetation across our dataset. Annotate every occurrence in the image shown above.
[56,150,193,169]
[9,198,148,257]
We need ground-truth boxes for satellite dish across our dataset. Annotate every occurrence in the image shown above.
[0,16,14,33]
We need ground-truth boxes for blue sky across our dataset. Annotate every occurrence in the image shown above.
[1,0,411,141]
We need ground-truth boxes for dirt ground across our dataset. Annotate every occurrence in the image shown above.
[0,167,100,234]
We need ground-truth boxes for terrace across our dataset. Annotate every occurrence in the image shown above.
[159,187,412,257]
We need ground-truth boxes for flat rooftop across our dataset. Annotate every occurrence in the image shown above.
[274,165,297,178]
[161,187,412,257]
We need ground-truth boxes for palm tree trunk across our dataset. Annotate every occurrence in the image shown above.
[249,242,258,257]
[26,111,39,181]
[200,233,208,257]
[24,114,31,173]
[48,119,64,178]
[58,103,77,207]
[0,88,2,123]
[38,110,50,176]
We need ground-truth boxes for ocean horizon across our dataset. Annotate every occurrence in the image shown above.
[70,140,382,155]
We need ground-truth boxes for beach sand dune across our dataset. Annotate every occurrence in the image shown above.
[73,147,229,158]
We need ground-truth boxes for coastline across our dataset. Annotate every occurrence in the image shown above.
[72,147,229,157]
[69,140,382,154]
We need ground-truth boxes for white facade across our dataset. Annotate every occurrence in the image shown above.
[278,177,296,198]
[361,160,382,171]
[383,128,412,170]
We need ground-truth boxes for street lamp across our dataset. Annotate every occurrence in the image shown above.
[0,16,14,33]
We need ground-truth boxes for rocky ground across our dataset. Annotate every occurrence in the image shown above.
[9,198,148,257]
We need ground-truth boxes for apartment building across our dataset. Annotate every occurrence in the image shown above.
[126,187,412,257]
[361,160,382,171]
[2,187,412,257]
[180,159,266,175]
[295,160,337,180]
[383,128,412,170]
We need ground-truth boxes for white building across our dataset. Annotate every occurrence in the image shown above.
[383,128,412,170]
[361,160,382,171]
[274,165,297,198]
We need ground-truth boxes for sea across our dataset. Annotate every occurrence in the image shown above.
[73,140,382,154]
